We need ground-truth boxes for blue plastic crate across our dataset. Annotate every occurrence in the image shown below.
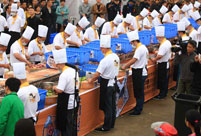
[162,23,177,39]
[111,38,133,53]
[66,48,90,65]
[79,64,98,72]
[49,33,58,44]
[188,18,200,29]
[119,34,128,39]
[37,89,47,111]
[138,30,152,46]
[151,28,159,44]
[45,52,78,68]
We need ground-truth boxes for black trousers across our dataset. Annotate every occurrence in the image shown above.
[102,86,116,130]
[61,109,77,136]
[7,31,21,54]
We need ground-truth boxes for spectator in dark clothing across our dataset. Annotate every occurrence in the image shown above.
[139,0,150,11]
[51,0,59,33]
[190,54,201,95]
[41,0,54,44]
[123,0,140,17]
[2,4,11,20]
[150,0,161,12]
[27,5,41,41]
[32,0,38,9]
[106,0,121,21]
[40,0,46,9]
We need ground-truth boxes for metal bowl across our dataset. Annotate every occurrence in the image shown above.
[39,82,54,91]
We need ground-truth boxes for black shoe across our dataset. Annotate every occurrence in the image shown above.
[95,127,109,132]
[153,95,165,100]
[129,111,141,116]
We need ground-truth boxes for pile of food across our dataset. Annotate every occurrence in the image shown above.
[28,63,46,72]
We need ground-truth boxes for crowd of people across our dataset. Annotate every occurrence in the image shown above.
[0,0,201,136]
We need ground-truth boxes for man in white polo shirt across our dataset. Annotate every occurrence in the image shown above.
[117,13,132,35]
[122,30,149,115]
[151,26,172,99]
[10,26,34,66]
[28,25,48,64]
[88,35,120,131]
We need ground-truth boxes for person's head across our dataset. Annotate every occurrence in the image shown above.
[187,40,196,54]
[5,78,21,94]
[40,0,46,7]
[114,0,120,4]
[100,47,111,54]
[47,0,52,7]
[178,31,186,37]
[0,45,7,52]
[20,37,30,46]
[14,118,36,136]
[60,0,65,7]
[28,5,35,16]
[32,0,38,6]
[155,0,159,4]
[21,2,27,10]
[185,109,201,136]
[130,40,140,46]
[35,5,41,12]
[83,0,88,4]
[5,5,11,14]
[96,0,101,4]
[128,0,134,6]
[76,24,83,32]
[196,18,201,25]
[184,0,190,5]
[3,0,8,5]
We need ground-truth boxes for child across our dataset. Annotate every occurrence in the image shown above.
[185,109,201,136]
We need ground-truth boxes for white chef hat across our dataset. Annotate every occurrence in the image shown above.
[155,26,165,37]
[160,5,168,15]
[177,22,186,31]
[95,17,106,27]
[13,62,26,79]
[52,49,67,64]
[14,0,20,2]
[181,4,189,12]
[140,8,149,17]
[188,3,194,10]
[100,35,111,48]
[11,3,18,12]
[194,1,201,8]
[127,30,139,42]
[124,14,133,24]
[180,17,191,28]
[78,16,90,29]
[38,25,48,38]
[192,11,201,21]
[64,23,76,35]
[113,14,123,25]
[0,33,11,46]
[172,5,180,13]
[151,10,159,18]
[22,26,34,40]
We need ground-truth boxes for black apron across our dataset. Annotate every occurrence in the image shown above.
[173,64,179,81]
[157,62,167,89]
[56,92,70,131]
[197,42,201,54]
[132,68,143,98]
[99,77,109,110]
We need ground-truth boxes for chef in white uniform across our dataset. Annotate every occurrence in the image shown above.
[162,5,174,24]
[121,30,149,115]
[177,21,190,43]
[172,4,180,23]
[68,16,90,47]
[0,33,11,78]
[53,23,76,50]
[0,8,8,33]
[14,0,26,27]
[151,10,161,27]
[10,26,34,66]
[173,4,189,22]
[160,5,168,17]
[188,1,200,17]
[7,4,24,54]
[88,35,120,131]
[101,14,123,38]
[151,26,172,99]
[194,11,201,53]
[14,62,40,122]
[28,25,48,64]
[84,17,105,41]
[53,49,79,136]
[143,10,154,30]
[117,14,132,35]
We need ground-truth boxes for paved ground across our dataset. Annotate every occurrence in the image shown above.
[87,89,175,136]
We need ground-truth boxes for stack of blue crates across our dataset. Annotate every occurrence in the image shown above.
[138,30,152,46]
[162,23,178,39]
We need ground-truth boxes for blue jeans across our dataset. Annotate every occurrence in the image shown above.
[134,76,147,113]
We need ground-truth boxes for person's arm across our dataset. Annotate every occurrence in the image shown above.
[88,71,100,83]
[30,52,44,56]
[84,37,91,42]
[144,25,152,29]
[14,53,31,66]
[56,6,61,15]
[87,5,92,17]
[0,64,10,69]
[67,40,81,47]
[118,32,125,35]
[91,5,96,14]
[54,74,67,94]
[150,55,163,62]
[121,58,137,70]
[54,46,63,50]
[100,4,107,14]
[79,5,83,16]
[64,6,69,15]
[0,98,11,136]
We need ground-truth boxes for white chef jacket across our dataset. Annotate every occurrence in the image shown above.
[0,52,9,76]
[28,39,47,62]
[131,44,149,69]
[57,67,79,109]
[162,12,173,23]
[7,15,23,33]
[143,17,152,30]
[152,17,161,27]
[197,26,201,45]
[68,30,84,46]
[17,8,26,27]
[96,52,120,86]
[0,15,7,32]
[157,39,172,68]
[10,40,26,65]
[189,29,198,42]
[131,16,143,30]
[117,22,129,34]
[84,27,99,41]
[17,85,40,119]
[101,22,118,37]
[53,32,68,50]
